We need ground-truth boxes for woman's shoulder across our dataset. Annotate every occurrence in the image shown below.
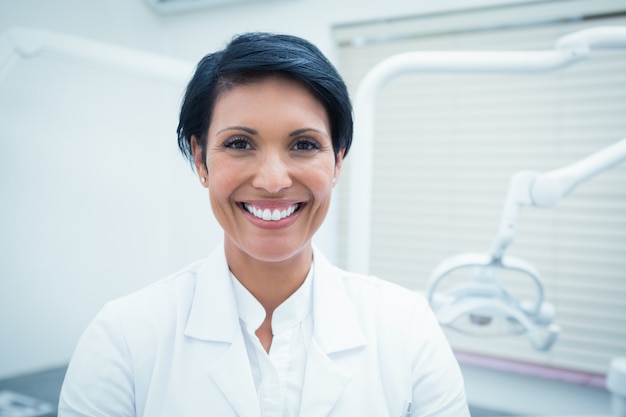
[313,259,428,332]
[90,257,209,342]
[341,268,429,313]
[319,252,420,295]
[109,258,206,310]
[314,248,429,316]
[314,248,426,303]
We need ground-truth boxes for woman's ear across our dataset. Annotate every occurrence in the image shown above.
[191,135,209,188]
[333,148,345,186]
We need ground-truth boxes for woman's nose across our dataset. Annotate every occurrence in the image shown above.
[251,153,292,193]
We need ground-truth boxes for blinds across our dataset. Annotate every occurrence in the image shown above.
[334,3,626,375]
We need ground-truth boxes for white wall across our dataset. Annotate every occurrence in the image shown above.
[0,0,530,68]
[0,0,541,386]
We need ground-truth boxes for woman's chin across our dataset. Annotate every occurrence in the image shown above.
[229,238,312,265]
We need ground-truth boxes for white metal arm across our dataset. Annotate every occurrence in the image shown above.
[348,26,626,274]
[426,136,626,351]
[0,27,193,84]
[490,137,626,261]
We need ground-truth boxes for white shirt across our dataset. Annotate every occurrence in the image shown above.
[230,267,314,417]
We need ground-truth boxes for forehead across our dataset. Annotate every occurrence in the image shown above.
[211,76,330,131]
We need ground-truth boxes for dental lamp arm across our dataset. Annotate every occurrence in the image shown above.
[348,26,626,274]
[490,137,626,261]
[0,27,193,84]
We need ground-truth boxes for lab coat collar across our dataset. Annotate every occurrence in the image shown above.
[301,246,367,417]
[311,245,368,354]
[184,243,238,342]
[184,244,261,417]
[183,244,367,417]
[185,243,368,353]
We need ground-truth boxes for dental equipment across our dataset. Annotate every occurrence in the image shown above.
[427,136,626,351]
[0,27,193,85]
[348,26,626,275]
[348,27,626,350]
[349,26,626,415]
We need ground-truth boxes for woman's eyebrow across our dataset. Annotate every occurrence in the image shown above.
[216,126,328,138]
[216,126,257,135]
[289,128,328,137]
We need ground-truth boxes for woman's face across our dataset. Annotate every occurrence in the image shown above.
[193,76,343,265]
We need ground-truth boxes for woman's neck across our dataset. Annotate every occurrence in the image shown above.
[225,242,313,314]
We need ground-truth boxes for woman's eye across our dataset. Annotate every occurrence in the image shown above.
[224,137,252,150]
[293,139,321,151]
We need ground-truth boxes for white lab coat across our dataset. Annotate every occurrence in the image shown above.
[59,244,469,417]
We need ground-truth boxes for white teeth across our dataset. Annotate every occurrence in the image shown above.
[244,203,299,221]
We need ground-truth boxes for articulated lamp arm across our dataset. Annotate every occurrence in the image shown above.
[348,26,626,274]
[0,27,193,85]
[427,136,626,352]
[350,26,626,355]
[489,137,626,261]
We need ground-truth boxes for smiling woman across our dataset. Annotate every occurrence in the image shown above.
[57,32,470,417]
[196,77,338,266]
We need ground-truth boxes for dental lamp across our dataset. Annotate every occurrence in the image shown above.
[348,26,626,275]
[349,27,626,416]
[348,27,626,351]
[347,26,626,350]
[426,136,626,351]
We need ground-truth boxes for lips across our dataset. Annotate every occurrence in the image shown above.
[242,202,302,221]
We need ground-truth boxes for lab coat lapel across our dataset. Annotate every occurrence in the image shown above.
[206,338,260,417]
[299,248,368,417]
[184,245,261,417]
[299,338,351,417]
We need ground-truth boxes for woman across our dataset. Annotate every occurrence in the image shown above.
[59,32,470,417]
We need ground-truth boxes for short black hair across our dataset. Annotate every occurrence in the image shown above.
[177,32,353,166]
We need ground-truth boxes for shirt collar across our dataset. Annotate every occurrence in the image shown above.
[230,264,314,336]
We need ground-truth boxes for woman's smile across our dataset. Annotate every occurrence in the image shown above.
[241,201,304,222]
